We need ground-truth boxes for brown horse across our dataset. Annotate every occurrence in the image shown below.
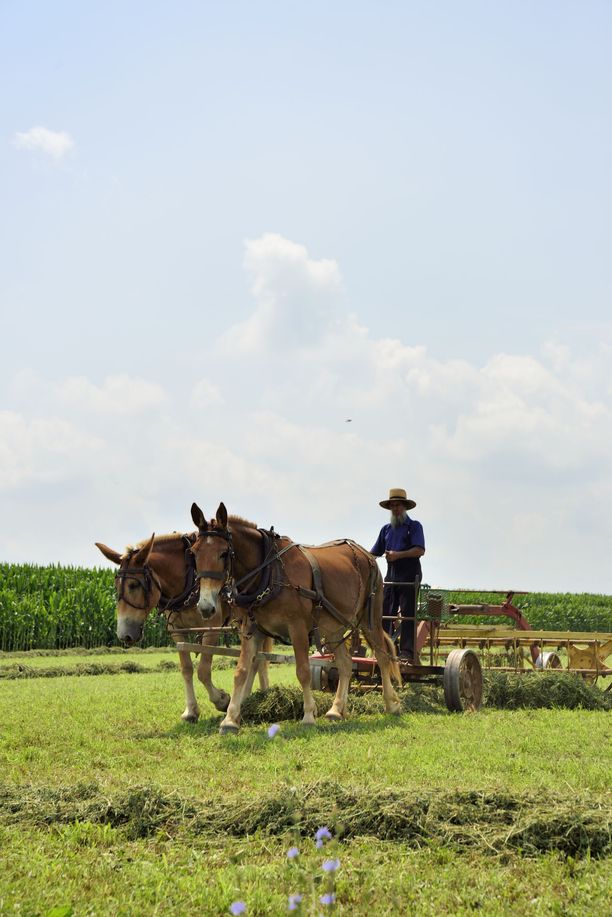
[95,532,270,722]
[190,502,401,734]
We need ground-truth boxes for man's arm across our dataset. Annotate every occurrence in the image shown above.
[385,546,425,563]
[370,527,386,557]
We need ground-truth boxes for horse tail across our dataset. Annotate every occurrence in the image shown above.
[384,632,402,685]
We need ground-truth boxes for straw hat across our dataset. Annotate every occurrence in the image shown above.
[379,487,416,510]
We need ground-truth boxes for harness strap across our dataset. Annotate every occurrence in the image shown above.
[296,545,353,629]
[364,558,380,630]
[234,536,297,608]
[158,534,200,614]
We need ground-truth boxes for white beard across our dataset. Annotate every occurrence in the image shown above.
[390,511,408,528]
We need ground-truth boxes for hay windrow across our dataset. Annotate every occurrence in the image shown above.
[0,660,183,679]
[1,781,610,858]
[483,671,612,710]
[238,675,611,725]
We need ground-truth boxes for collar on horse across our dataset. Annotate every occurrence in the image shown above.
[194,524,380,652]
[194,525,285,608]
[157,534,200,614]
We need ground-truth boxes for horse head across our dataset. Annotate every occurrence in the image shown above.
[191,501,231,619]
[95,534,161,644]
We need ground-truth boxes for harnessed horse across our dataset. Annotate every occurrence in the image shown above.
[190,502,401,734]
[95,533,271,722]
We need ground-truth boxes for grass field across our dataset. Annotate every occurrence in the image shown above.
[0,655,610,915]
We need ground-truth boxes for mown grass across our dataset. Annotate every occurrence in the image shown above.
[0,663,610,915]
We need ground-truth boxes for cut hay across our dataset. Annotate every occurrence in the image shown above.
[1,781,609,858]
[483,671,611,710]
[238,674,610,725]
[0,660,180,679]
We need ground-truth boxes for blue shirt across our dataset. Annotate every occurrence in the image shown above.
[371,516,425,583]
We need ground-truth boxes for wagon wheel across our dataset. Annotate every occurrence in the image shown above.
[310,664,324,691]
[310,664,338,692]
[541,651,562,670]
[443,648,483,712]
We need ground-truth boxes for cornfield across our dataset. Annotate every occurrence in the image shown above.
[0,564,170,651]
[0,564,610,652]
[444,590,612,633]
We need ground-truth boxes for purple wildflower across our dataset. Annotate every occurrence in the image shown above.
[287,846,299,860]
[315,825,332,848]
[288,893,303,911]
[322,857,340,872]
[267,723,280,738]
[320,893,336,906]
[229,903,246,916]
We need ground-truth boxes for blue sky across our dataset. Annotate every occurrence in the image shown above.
[1,2,611,591]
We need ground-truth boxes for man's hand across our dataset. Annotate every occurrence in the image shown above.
[385,550,400,563]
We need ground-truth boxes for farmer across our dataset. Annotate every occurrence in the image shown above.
[371,488,425,663]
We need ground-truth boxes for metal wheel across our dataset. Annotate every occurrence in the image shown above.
[310,663,324,691]
[310,662,338,692]
[443,648,483,712]
[542,651,562,670]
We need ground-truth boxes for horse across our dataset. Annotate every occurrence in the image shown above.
[189,502,402,734]
[95,532,271,722]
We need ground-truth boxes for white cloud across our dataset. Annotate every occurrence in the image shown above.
[58,374,168,414]
[223,233,344,351]
[13,126,75,160]
[191,378,224,409]
[0,411,103,489]
[2,234,612,592]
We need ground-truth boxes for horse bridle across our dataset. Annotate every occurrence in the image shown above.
[115,559,163,611]
[194,528,236,603]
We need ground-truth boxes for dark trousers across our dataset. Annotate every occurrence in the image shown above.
[382,582,419,658]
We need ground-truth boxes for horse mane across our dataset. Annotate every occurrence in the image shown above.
[228,515,258,530]
[125,518,259,555]
[127,532,194,553]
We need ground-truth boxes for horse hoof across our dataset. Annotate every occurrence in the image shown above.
[219,722,240,736]
[214,693,231,712]
[324,711,344,722]
[181,713,199,724]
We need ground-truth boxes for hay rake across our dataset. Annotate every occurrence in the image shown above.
[310,586,612,705]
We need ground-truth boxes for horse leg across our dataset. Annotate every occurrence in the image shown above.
[177,649,200,722]
[255,635,273,691]
[324,638,353,721]
[363,624,402,715]
[240,631,268,700]
[289,622,317,726]
[219,633,263,735]
[196,638,231,712]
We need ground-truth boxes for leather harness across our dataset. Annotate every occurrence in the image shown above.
[115,534,201,617]
[194,526,380,651]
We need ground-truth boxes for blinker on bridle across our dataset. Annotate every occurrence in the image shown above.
[115,561,162,611]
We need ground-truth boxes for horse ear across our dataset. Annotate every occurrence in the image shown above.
[95,543,122,565]
[216,502,228,528]
[191,503,207,531]
[134,533,155,566]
